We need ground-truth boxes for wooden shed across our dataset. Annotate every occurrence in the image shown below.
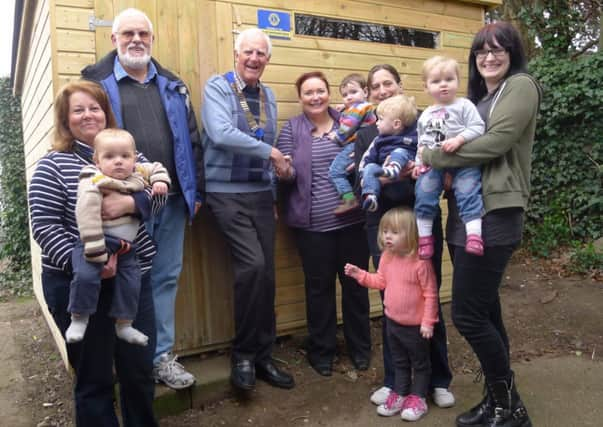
[13,0,500,360]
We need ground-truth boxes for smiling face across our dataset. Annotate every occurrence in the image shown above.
[340,81,368,109]
[369,69,403,103]
[425,66,459,105]
[235,33,270,87]
[475,37,510,92]
[68,91,107,145]
[299,77,330,117]
[95,136,136,180]
[112,13,153,71]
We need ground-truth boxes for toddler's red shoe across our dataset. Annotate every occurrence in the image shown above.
[418,236,434,259]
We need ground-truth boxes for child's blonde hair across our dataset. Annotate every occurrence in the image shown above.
[376,94,417,128]
[377,207,418,256]
[422,55,460,82]
[93,128,136,161]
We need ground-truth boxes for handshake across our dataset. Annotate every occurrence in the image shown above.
[270,147,294,179]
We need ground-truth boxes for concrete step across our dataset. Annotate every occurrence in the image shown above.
[153,353,231,418]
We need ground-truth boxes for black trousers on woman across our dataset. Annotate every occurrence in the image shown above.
[294,222,371,367]
[42,269,157,427]
[449,244,514,383]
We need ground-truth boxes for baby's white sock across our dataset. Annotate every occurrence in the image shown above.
[66,314,89,343]
[115,322,149,346]
[466,219,482,236]
[417,218,433,238]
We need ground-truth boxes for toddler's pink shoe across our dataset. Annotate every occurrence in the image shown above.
[465,234,484,256]
[418,236,434,259]
[401,394,428,421]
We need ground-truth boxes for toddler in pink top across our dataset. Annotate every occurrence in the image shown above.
[345,207,438,422]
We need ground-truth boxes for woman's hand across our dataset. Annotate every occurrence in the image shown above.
[344,263,362,280]
[420,325,434,339]
[101,190,135,220]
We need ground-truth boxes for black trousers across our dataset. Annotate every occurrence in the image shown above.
[42,269,157,427]
[387,318,431,398]
[449,244,514,383]
[294,222,371,366]
[206,191,276,363]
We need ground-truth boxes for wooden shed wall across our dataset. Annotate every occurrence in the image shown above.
[18,0,493,357]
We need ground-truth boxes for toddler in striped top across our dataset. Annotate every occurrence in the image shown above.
[327,73,377,215]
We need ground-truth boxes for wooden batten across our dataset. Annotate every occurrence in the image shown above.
[17,0,489,358]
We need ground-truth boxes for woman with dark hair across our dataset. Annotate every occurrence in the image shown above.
[277,71,371,377]
[28,80,159,426]
[354,64,455,414]
[421,22,540,427]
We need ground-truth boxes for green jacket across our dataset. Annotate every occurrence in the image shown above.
[422,73,542,213]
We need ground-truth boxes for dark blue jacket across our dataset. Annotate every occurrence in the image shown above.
[81,50,204,219]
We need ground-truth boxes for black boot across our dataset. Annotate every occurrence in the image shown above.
[486,375,532,427]
[456,384,494,427]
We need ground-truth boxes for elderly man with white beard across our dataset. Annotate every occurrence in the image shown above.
[82,7,204,390]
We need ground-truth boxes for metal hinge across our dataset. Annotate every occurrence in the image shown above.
[89,15,113,31]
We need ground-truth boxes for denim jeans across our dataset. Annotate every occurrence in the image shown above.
[328,143,355,196]
[69,237,140,320]
[415,166,483,223]
[145,194,187,363]
[42,268,157,427]
[449,244,515,383]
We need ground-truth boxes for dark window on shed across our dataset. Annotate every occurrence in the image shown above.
[295,14,438,49]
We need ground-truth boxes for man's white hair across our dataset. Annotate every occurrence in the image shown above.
[112,8,154,34]
[234,28,272,57]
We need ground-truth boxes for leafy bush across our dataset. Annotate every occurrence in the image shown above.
[568,242,603,277]
[0,77,32,297]
[525,53,603,253]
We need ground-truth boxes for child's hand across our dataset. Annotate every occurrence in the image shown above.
[442,136,464,153]
[101,253,118,279]
[411,166,421,180]
[152,181,168,196]
[344,263,362,280]
[334,103,345,112]
[420,325,434,339]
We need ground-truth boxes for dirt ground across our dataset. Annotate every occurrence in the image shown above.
[4,253,602,427]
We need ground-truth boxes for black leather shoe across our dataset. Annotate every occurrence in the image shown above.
[351,356,369,371]
[256,360,295,389]
[231,359,255,390]
[309,361,332,377]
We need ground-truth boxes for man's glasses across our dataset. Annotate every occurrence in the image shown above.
[117,30,152,41]
[474,48,507,59]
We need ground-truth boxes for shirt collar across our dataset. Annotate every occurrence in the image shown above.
[113,56,158,83]
[234,71,260,92]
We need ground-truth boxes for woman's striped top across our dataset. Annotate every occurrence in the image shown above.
[28,141,156,273]
[278,122,364,232]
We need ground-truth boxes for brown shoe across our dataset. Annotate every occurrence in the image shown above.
[333,198,360,215]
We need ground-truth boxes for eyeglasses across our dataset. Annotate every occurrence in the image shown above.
[474,48,507,59]
[117,30,152,41]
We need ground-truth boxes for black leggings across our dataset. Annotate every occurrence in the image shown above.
[449,244,515,383]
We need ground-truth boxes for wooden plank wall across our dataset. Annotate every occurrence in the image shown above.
[20,0,488,356]
[187,0,488,353]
